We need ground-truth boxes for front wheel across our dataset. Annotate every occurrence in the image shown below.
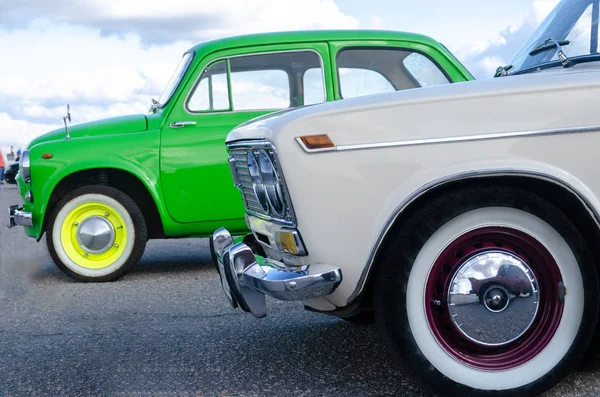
[374,186,598,396]
[47,185,147,282]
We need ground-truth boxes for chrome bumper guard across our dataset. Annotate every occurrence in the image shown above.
[8,205,32,228]
[210,227,342,318]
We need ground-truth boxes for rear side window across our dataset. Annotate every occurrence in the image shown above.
[303,68,326,105]
[402,52,450,87]
[336,47,450,99]
[187,50,325,113]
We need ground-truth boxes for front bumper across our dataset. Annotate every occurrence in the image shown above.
[8,205,33,228]
[210,227,342,318]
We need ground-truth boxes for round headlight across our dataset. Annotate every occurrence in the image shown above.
[247,151,268,212]
[258,150,284,216]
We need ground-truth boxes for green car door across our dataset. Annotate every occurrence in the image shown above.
[160,43,333,225]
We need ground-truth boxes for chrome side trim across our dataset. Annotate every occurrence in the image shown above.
[296,125,600,154]
[347,169,600,304]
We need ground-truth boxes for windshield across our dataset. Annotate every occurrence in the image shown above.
[509,0,600,74]
[157,52,194,107]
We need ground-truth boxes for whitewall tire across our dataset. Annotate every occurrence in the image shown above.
[374,186,598,397]
[47,185,147,282]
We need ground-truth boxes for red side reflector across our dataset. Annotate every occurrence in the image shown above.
[42,153,53,159]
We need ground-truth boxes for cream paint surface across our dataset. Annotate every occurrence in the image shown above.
[228,64,600,309]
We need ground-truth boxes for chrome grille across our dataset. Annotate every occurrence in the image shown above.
[227,141,295,225]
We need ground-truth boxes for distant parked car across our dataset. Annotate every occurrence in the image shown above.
[4,163,18,185]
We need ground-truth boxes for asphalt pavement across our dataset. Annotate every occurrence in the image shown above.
[1,184,599,397]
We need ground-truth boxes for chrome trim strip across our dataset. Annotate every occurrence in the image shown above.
[347,169,600,304]
[184,49,327,116]
[296,125,600,154]
[20,150,31,183]
[156,51,195,110]
[169,121,197,128]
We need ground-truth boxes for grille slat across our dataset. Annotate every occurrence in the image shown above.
[227,142,293,223]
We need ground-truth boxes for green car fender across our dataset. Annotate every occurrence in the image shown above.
[27,130,165,240]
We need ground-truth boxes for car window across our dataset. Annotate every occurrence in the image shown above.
[338,68,395,99]
[561,4,595,57]
[303,68,326,105]
[188,50,325,113]
[229,51,324,110]
[336,47,450,99]
[402,52,450,87]
[187,60,231,112]
[229,69,290,110]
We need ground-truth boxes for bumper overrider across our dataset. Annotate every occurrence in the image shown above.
[8,205,32,228]
[210,227,342,318]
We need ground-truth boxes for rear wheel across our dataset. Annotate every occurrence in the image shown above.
[47,185,147,282]
[374,186,598,396]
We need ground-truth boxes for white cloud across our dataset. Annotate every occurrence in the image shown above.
[456,0,565,78]
[534,0,561,22]
[369,15,385,29]
[0,0,360,147]
[0,113,58,147]
[0,0,359,44]
[479,56,507,76]
[0,0,569,146]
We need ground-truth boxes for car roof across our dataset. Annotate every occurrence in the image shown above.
[187,30,441,54]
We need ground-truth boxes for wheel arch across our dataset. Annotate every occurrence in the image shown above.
[351,170,600,306]
[43,167,165,240]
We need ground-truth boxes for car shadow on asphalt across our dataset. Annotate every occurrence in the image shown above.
[26,237,216,283]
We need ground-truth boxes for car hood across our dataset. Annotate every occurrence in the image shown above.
[28,113,148,148]
[227,65,600,144]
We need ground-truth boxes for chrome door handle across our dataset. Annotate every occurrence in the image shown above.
[170,121,196,128]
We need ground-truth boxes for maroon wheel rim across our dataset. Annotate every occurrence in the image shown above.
[425,227,564,370]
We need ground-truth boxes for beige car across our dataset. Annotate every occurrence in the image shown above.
[210,0,600,395]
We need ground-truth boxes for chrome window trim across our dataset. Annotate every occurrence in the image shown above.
[347,169,600,304]
[227,140,298,227]
[19,150,31,183]
[156,51,195,110]
[296,125,600,154]
[184,49,327,116]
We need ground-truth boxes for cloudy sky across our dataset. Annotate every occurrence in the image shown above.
[0,0,560,151]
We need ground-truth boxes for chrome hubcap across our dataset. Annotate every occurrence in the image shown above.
[76,216,115,254]
[483,285,510,312]
[447,251,539,346]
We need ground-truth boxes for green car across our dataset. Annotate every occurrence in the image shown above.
[8,30,473,282]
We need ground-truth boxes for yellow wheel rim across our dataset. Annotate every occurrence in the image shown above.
[60,201,128,270]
